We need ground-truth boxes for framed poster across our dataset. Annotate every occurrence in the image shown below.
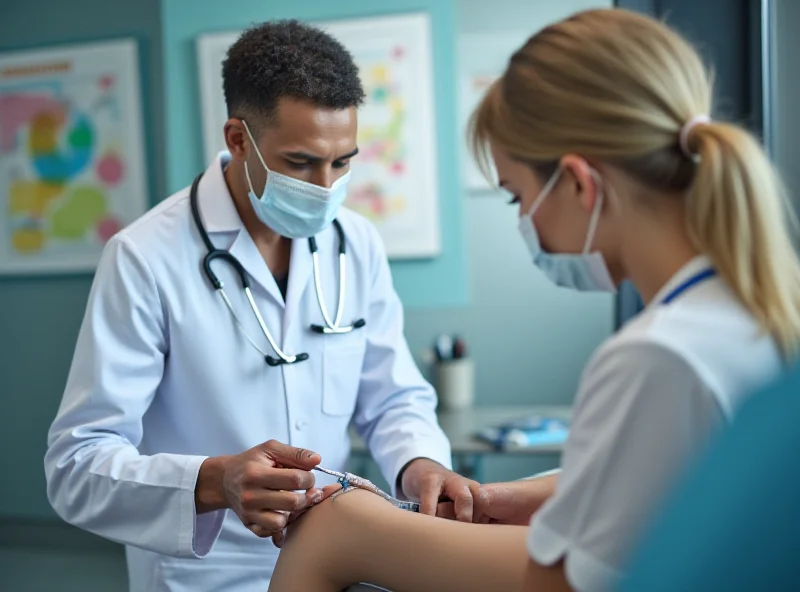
[196,12,441,259]
[0,38,148,274]
[196,30,237,167]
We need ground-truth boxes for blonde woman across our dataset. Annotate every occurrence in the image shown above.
[267,8,800,592]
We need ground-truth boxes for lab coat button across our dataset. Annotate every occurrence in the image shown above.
[295,419,307,430]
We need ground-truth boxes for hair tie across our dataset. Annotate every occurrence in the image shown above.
[679,114,711,159]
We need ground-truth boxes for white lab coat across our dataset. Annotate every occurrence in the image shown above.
[44,153,452,591]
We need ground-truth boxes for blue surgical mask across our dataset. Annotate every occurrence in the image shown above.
[518,167,617,293]
[242,120,351,239]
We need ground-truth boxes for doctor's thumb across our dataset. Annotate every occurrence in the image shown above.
[262,439,321,469]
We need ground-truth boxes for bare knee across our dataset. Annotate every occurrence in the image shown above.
[273,488,392,591]
[284,487,392,550]
[270,499,339,591]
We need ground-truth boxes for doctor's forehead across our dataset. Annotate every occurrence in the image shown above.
[262,97,358,151]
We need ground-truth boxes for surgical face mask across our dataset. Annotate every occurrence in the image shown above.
[242,120,351,239]
[518,167,617,293]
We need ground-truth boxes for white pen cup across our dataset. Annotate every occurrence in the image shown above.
[435,358,475,411]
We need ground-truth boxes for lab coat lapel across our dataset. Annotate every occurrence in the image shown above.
[199,152,284,307]
[227,231,285,307]
[283,237,314,334]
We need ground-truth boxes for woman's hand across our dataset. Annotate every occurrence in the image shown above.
[471,474,558,525]
[400,458,481,522]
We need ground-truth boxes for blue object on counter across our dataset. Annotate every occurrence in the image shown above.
[476,415,569,449]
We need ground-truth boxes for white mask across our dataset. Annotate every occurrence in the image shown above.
[518,167,617,293]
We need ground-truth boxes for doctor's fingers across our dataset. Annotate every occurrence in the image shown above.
[418,482,443,517]
[273,486,339,548]
[261,439,321,470]
[435,499,490,523]
[452,486,477,523]
[243,464,316,491]
[240,489,311,513]
[243,509,290,537]
[428,480,476,522]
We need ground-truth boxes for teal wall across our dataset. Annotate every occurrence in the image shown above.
[0,0,166,521]
[160,0,469,308]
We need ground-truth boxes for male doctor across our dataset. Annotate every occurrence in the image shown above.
[45,20,476,591]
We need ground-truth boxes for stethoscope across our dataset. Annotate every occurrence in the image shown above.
[189,172,366,367]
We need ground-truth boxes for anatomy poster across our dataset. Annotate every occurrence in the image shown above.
[0,39,148,274]
[196,13,441,259]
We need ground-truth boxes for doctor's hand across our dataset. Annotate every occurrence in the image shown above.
[195,440,324,540]
[272,483,341,549]
[400,458,480,522]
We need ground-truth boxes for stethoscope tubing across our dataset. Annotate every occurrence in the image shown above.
[189,172,365,366]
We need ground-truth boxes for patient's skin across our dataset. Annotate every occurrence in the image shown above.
[269,487,529,592]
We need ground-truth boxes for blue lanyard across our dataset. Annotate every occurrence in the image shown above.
[661,268,717,304]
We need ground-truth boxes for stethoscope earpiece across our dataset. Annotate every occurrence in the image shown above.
[190,171,365,368]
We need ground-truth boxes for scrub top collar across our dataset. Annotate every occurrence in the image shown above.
[648,254,714,309]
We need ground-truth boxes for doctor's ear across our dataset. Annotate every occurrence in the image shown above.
[560,155,600,212]
[223,119,249,158]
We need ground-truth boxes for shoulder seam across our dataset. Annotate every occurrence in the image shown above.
[122,192,190,236]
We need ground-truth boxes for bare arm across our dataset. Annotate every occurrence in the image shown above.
[269,487,569,592]
[475,472,558,524]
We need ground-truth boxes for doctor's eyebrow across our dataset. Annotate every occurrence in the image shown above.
[282,147,360,163]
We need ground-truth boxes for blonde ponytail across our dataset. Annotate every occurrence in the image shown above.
[470,8,800,358]
[688,122,800,356]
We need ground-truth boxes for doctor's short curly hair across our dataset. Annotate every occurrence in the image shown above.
[221,19,365,130]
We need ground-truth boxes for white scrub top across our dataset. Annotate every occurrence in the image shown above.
[44,153,452,592]
[527,255,784,592]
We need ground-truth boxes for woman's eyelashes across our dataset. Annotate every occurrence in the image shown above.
[508,195,521,205]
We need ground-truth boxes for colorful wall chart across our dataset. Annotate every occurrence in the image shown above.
[196,13,440,259]
[0,39,148,274]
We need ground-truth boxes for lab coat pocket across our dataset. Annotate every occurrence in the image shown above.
[322,337,367,417]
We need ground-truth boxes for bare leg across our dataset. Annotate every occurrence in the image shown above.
[269,488,529,592]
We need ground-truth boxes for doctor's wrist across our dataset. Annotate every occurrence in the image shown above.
[195,456,230,514]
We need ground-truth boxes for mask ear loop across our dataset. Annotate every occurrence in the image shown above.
[241,119,271,196]
[242,118,352,199]
[525,167,564,218]
[582,169,605,254]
